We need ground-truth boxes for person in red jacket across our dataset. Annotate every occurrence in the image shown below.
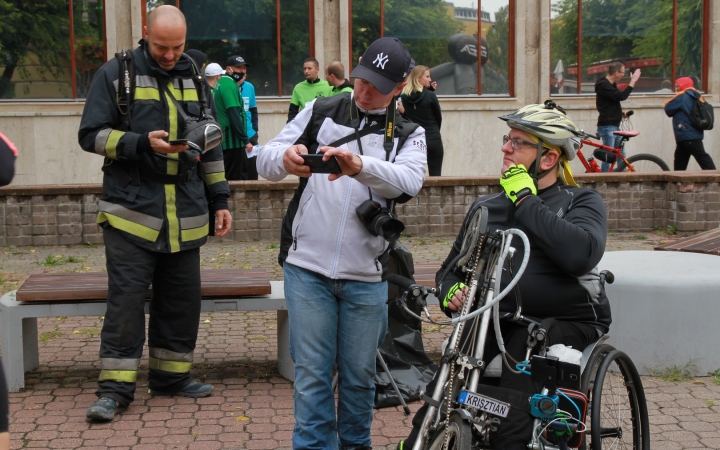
[664,77,716,170]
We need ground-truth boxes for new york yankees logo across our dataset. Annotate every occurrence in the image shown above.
[373,52,389,69]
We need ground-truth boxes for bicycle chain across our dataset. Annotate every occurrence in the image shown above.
[442,246,483,450]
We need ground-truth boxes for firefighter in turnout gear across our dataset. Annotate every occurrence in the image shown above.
[78,5,232,421]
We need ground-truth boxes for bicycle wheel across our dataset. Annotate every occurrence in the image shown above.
[578,344,614,450]
[425,412,473,450]
[614,154,670,172]
[585,349,650,450]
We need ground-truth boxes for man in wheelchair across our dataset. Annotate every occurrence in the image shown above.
[399,102,612,450]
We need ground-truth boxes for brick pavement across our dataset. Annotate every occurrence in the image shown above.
[1,232,719,449]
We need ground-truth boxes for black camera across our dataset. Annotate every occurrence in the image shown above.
[355,199,405,242]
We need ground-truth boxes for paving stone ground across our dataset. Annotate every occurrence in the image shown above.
[1,231,719,449]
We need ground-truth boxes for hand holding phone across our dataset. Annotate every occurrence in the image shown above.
[300,154,342,174]
[168,139,188,145]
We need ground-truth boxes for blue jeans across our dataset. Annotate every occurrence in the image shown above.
[284,263,388,450]
[597,125,624,172]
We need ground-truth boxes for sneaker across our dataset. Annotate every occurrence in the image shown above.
[148,381,213,398]
[86,397,127,421]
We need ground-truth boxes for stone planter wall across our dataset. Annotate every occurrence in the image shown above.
[0,172,717,246]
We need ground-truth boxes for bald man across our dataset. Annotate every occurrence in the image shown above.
[325,60,353,96]
[78,5,231,421]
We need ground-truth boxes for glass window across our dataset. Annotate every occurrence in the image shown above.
[351,0,514,96]
[74,0,106,98]
[550,0,709,95]
[178,0,312,97]
[0,1,72,99]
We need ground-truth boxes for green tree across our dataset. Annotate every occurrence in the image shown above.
[0,0,70,98]
[352,0,464,68]
[486,5,509,76]
[629,0,703,77]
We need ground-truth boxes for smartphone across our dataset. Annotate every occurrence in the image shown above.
[300,154,342,174]
[168,139,188,145]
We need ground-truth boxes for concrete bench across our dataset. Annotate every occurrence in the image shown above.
[0,270,297,392]
[600,251,720,375]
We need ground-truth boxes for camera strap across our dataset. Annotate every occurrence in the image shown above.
[349,99,396,161]
[348,100,398,213]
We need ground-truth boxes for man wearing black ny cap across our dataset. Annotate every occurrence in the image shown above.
[257,37,426,450]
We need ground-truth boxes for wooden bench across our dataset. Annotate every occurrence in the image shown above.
[654,228,720,256]
[412,263,441,288]
[0,269,294,392]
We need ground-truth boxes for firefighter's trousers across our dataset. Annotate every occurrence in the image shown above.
[96,227,202,406]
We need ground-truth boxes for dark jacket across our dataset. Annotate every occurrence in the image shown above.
[78,40,230,253]
[400,89,442,140]
[436,182,611,333]
[595,77,633,127]
[664,89,704,142]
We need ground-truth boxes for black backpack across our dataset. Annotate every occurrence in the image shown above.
[689,95,714,131]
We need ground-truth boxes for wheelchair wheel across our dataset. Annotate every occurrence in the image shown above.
[426,412,473,450]
[582,349,650,450]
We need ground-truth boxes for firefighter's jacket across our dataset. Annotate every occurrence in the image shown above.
[78,40,230,253]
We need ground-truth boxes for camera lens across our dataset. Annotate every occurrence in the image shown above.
[538,397,557,415]
[371,214,405,242]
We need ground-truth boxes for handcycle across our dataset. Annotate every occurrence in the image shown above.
[576,111,669,173]
[387,206,650,450]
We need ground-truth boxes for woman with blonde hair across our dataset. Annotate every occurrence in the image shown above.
[399,65,444,175]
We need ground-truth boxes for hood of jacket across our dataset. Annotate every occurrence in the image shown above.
[403,89,426,105]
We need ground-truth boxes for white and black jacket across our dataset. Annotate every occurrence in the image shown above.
[257,92,427,282]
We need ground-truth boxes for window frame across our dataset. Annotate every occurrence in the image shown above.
[551,0,711,95]
[347,0,516,97]
[144,0,315,97]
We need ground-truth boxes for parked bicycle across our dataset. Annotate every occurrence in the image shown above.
[388,206,650,450]
[577,111,670,173]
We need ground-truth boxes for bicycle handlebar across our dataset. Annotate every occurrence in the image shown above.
[386,273,433,298]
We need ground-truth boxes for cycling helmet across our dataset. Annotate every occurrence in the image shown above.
[499,101,581,161]
[499,101,582,181]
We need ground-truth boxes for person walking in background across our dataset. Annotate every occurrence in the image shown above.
[325,61,353,96]
[595,61,641,172]
[287,58,332,122]
[214,56,250,180]
[399,65,444,176]
[664,77,716,170]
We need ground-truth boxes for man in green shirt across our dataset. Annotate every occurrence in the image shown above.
[325,60,354,96]
[214,55,250,180]
[287,58,332,122]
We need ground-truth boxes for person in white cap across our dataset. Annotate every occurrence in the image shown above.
[204,63,224,90]
[258,37,426,450]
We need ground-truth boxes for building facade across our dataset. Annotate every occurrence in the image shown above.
[1,0,717,185]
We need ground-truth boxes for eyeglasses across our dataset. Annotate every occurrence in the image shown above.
[503,135,537,150]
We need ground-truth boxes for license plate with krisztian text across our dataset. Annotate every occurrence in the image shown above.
[457,390,510,418]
